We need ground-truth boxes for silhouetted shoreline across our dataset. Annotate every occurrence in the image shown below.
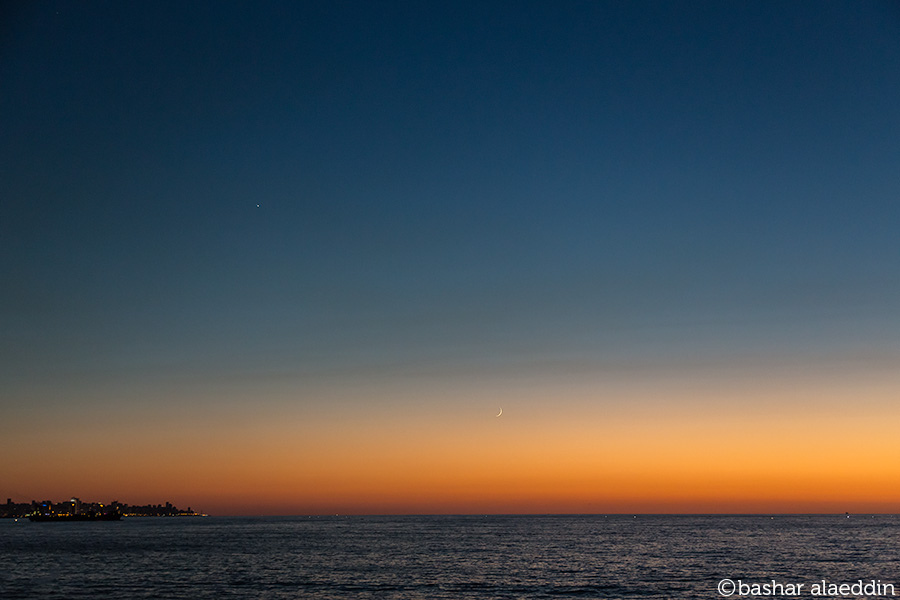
[2,497,203,519]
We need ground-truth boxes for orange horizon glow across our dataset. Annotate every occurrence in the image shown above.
[5,363,899,516]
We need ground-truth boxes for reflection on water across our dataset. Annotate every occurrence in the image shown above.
[1,515,899,599]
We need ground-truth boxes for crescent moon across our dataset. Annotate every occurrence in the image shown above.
[496,407,502,417]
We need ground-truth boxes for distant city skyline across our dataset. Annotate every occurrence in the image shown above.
[1,496,199,518]
[2,1,900,515]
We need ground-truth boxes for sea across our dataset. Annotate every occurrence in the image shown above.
[1,515,898,599]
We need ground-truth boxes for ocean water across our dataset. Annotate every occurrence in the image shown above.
[1,515,898,599]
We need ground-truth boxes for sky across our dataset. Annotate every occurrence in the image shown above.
[2,1,900,515]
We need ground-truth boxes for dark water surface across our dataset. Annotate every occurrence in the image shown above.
[2,515,898,599]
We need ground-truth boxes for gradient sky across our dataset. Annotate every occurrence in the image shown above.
[2,1,900,515]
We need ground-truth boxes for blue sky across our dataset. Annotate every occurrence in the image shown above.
[3,1,900,403]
